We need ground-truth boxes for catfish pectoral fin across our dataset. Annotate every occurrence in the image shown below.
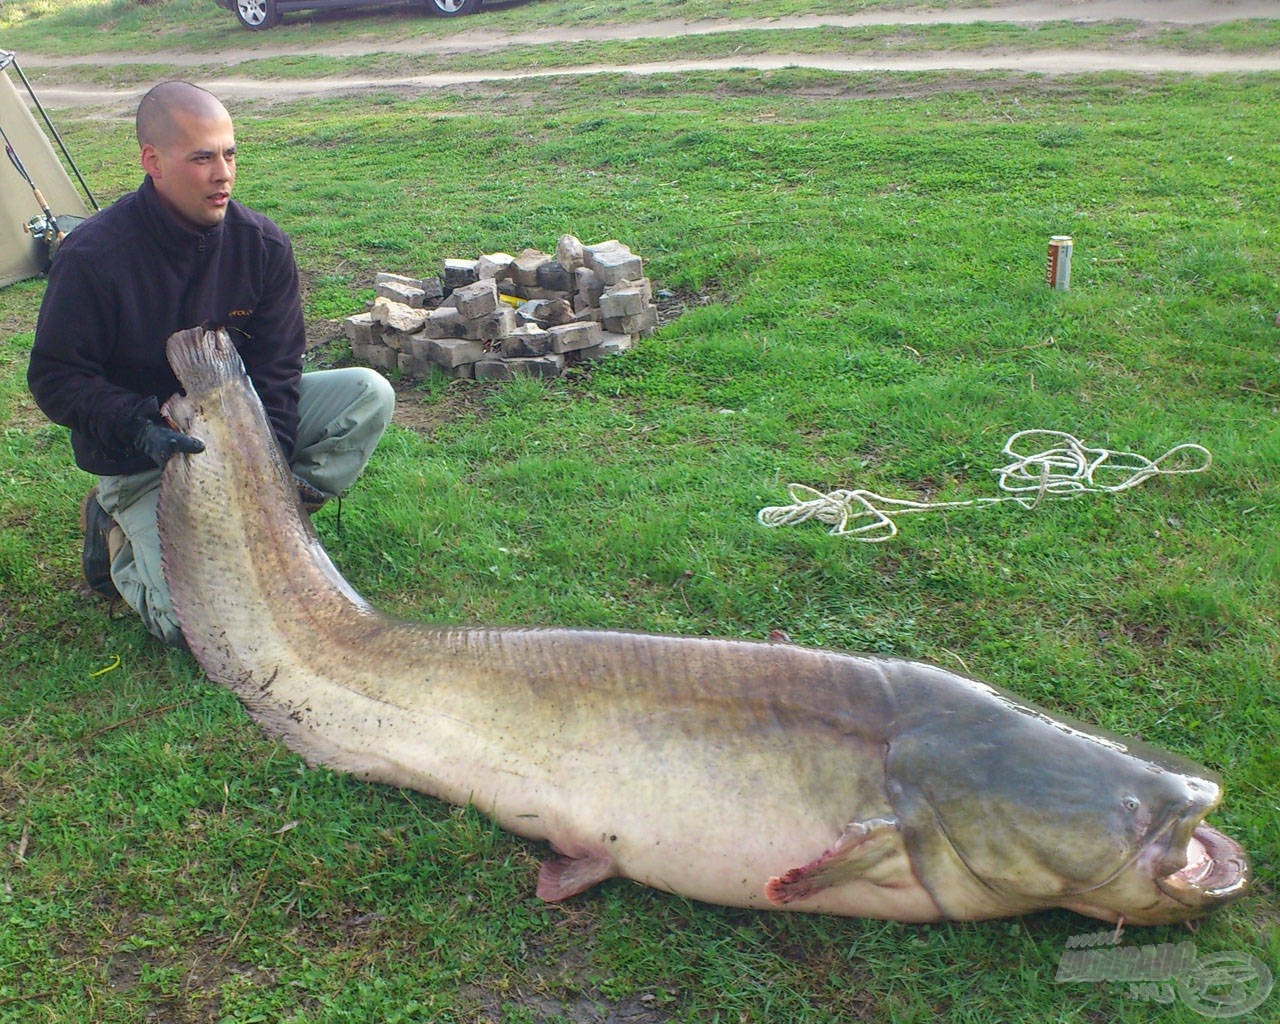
[536,848,619,901]
[766,816,901,905]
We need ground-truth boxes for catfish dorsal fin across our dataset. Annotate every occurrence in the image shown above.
[766,817,901,906]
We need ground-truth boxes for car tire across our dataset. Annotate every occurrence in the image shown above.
[424,0,482,15]
[234,0,281,29]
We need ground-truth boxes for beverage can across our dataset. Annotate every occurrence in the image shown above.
[1047,235,1073,290]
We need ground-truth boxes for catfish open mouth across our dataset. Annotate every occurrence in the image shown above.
[1156,822,1250,906]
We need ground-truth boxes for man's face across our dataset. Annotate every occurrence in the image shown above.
[141,108,236,231]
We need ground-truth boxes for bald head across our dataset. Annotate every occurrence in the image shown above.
[137,80,237,231]
[136,81,231,150]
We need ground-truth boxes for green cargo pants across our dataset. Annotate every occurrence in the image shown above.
[96,366,395,647]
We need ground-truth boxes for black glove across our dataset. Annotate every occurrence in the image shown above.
[132,419,205,468]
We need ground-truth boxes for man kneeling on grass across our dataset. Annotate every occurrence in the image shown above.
[28,79,394,648]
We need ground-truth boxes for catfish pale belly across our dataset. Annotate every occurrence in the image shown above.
[157,327,1250,926]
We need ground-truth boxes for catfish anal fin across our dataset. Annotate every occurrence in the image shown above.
[536,849,618,901]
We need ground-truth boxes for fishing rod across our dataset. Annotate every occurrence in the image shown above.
[0,48,99,212]
[0,112,63,240]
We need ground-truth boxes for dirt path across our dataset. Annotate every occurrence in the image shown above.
[18,0,1280,111]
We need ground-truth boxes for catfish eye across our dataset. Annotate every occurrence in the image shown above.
[1122,795,1141,814]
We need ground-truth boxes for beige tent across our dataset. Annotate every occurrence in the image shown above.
[1,58,91,288]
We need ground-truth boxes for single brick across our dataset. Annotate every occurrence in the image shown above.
[548,320,603,354]
[443,258,478,288]
[427,337,487,368]
[452,278,499,320]
[371,296,427,334]
[344,312,377,347]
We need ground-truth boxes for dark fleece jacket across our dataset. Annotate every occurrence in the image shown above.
[28,175,306,476]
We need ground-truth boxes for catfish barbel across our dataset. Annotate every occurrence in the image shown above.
[158,326,1249,925]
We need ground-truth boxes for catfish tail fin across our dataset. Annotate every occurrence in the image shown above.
[164,327,247,397]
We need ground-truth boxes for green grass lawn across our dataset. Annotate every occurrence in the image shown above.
[1,7,1278,1022]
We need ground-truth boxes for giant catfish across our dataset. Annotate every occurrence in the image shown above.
[158,327,1250,926]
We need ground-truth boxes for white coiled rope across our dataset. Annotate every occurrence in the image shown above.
[757,429,1212,542]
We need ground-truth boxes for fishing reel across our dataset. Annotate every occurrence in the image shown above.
[24,211,85,271]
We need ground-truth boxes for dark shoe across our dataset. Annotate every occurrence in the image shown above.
[80,488,121,599]
[294,474,331,516]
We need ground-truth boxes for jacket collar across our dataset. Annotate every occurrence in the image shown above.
[138,175,225,256]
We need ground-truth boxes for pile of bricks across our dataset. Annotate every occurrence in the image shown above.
[342,235,658,381]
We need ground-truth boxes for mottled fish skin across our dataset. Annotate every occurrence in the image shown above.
[158,327,1249,925]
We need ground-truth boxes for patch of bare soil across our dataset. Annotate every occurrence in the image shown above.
[0,305,34,336]
[6,383,52,430]
[460,983,674,1024]
[388,377,483,434]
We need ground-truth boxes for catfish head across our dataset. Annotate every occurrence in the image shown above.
[883,666,1250,925]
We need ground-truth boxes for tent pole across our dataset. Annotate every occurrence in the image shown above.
[0,50,100,211]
